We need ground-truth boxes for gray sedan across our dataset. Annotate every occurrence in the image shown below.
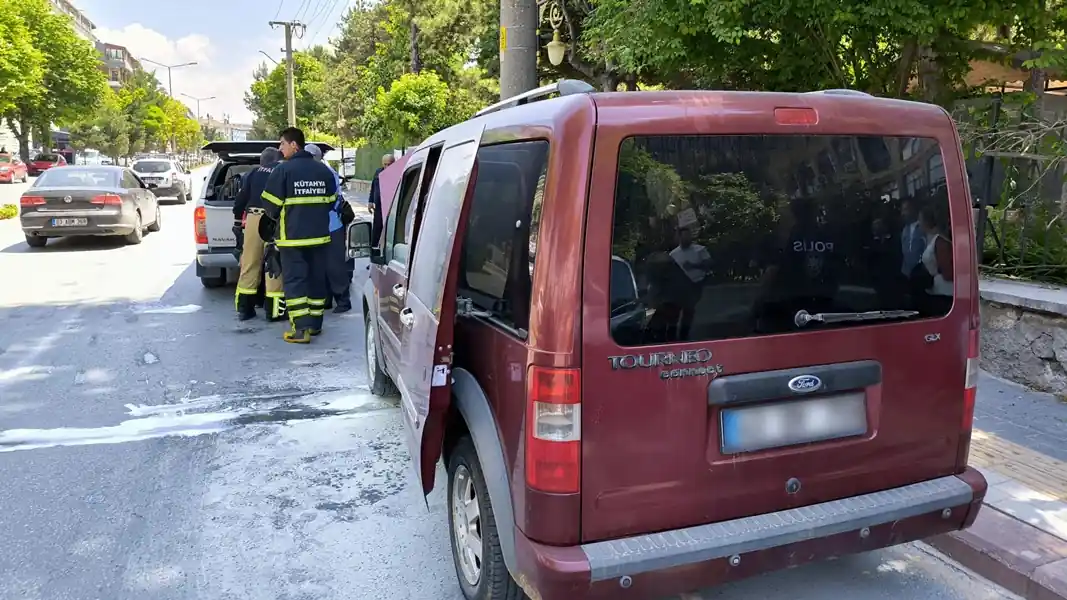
[19,166,162,248]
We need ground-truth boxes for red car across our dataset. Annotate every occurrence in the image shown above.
[28,152,66,176]
[348,83,985,600]
[0,154,29,183]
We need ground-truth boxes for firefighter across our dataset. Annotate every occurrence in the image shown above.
[234,147,286,321]
[261,128,338,344]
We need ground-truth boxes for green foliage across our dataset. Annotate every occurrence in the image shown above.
[362,72,456,147]
[0,204,17,220]
[1,0,106,160]
[0,0,44,115]
[68,88,130,160]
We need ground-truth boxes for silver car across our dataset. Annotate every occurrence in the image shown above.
[131,158,193,204]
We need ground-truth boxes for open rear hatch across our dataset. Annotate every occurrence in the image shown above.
[579,94,977,542]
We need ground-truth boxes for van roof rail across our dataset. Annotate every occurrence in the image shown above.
[474,79,596,118]
[806,89,873,97]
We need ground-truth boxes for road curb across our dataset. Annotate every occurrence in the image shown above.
[928,505,1067,599]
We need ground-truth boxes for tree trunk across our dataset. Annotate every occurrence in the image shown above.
[409,20,422,73]
[1025,69,1049,117]
[6,117,30,162]
[600,73,620,92]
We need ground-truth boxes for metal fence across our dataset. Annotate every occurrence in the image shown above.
[958,93,1067,284]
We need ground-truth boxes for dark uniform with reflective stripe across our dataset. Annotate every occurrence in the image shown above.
[235,152,285,320]
[261,148,337,342]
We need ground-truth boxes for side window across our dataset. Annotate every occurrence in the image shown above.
[123,171,140,189]
[385,165,424,268]
[457,140,550,333]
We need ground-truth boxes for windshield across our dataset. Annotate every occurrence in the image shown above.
[35,167,118,188]
[609,134,953,346]
[132,160,172,173]
[34,154,59,162]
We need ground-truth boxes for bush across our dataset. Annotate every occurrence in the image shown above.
[0,204,17,220]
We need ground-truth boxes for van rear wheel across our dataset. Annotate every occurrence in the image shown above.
[448,437,527,600]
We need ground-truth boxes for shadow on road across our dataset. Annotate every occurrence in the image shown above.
[0,234,130,254]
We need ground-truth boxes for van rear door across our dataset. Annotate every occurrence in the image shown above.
[578,93,978,542]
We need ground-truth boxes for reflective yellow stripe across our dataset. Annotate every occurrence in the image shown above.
[279,206,287,242]
[262,191,283,206]
[289,308,310,318]
[288,296,309,305]
[284,195,335,205]
[265,291,284,298]
[236,287,257,295]
[276,236,330,247]
[308,298,325,307]
[309,309,324,317]
[271,298,285,318]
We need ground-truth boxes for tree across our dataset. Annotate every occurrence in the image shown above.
[2,0,106,161]
[0,0,44,116]
[116,68,167,154]
[69,88,130,161]
[244,51,329,134]
[361,71,453,147]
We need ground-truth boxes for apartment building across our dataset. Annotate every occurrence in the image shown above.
[49,0,97,42]
[98,43,142,89]
[199,117,254,142]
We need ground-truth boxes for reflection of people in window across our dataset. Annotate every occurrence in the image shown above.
[918,207,953,314]
[900,198,926,277]
[668,226,711,339]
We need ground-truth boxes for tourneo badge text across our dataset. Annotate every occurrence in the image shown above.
[608,349,724,380]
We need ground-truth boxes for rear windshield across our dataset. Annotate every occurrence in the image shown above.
[36,168,118,188]
[609,135,953,347]
[133,160,171,173]
[35,154,59,162]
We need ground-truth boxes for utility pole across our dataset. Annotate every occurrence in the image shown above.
[499,0,538,99]
[180,93,215,123]
[269,20,305,127]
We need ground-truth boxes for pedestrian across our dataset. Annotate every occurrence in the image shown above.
[368,153,395,246]
[305,143,355,313]
[261,127,339,344]
[233,147,286,322]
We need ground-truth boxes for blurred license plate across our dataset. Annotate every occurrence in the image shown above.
[52,218,87,226]
[721,392,867,454]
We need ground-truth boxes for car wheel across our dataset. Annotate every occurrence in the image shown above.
[178,188,188,204]
[200,275,226,288]
[365,315,398,396]
[448,437,526,600]
[147,205,161,232]
[24,235,47,248]
[125,212,144,245]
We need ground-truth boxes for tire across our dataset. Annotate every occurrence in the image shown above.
[124,212,143,245]
[25,235,47,248]
[200,275,226,288]
[448,437,526,600]
[365,314,398,396]
[147,205,161,232]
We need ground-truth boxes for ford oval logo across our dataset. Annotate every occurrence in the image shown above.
[787,375,822,394]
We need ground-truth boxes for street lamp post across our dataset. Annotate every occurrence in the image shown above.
[140,58,198,97]
[180,93,215,122]
[259,50,280,65]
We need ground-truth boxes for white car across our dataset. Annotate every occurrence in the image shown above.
[193,140,334,288]
[131,158,193,203]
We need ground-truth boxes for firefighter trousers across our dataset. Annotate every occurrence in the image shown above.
[236,211,285,319]
[280,244,329,332]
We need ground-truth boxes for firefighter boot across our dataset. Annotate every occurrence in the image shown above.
[236,294,256,321]
[283,328,312,344]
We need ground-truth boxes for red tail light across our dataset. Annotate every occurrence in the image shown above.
[774,107,819,125]
[526,366,581,494]
[19,195,45,207]
[194,206,208,244]
[90,194,122,205]
[963,329,979,430]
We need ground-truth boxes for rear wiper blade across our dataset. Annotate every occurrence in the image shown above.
[794,309,920,328]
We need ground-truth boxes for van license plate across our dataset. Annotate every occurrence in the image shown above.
[720,392,867,454]
[52,218,87,227]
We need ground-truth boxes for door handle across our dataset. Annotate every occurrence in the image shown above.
[399,307,415,328]
[392,284,406,300]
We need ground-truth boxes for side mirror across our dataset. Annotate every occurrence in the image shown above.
[346,220,373,259]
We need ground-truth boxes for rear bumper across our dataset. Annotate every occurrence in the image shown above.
[21,211,137,237]
[0,172,13,182]
[196,247,239,269]
[514,468,987,600]
[149,185,184,198]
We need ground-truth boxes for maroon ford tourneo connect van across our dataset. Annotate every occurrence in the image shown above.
[345,81,985,600]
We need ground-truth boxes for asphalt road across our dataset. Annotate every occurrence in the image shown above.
[0,169,1020,600]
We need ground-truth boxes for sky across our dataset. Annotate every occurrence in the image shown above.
[74,0,356,125]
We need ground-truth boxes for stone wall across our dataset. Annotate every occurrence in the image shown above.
[982,300,1067,396]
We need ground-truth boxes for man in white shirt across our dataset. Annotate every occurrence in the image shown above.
[668,226,711,339]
